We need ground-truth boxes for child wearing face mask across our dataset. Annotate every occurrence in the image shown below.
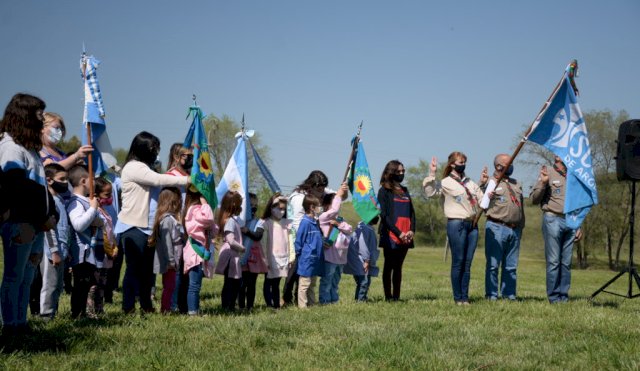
[294,194,324,308]
[66,165,106,318]
[239,193,267,311]
[260,194,293,308]
[165,144,193,313]
[87,178,118,315]
[39,164,71,320]
[40,112,93,169]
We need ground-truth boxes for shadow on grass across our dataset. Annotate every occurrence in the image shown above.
[588,300,621,308]
[199,291,221,301]
[411,294,438,302]
[1,314,130,354]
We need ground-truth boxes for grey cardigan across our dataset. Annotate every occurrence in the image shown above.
[153,214,185,274]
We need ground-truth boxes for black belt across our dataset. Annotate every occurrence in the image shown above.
[447,218,473,222]
[487,216,517,229]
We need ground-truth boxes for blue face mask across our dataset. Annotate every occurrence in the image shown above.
[504,165,514,176]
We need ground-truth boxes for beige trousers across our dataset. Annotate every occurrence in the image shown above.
[298,276,317,308]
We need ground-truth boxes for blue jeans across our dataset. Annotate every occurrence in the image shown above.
[447,219,478,302]
[187,265,203,314]
[485,221,522,300]
[1,224,43,327]
[353,275,372,301]
[319,262,342,304]
[542,213,576,303]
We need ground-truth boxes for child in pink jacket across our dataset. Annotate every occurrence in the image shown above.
[319,183,352,304]
[183,187,217,316]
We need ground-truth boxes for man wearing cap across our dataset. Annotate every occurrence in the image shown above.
[484,153,525,301]
[530,156,582,303]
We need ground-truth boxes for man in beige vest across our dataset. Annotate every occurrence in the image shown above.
[484,154,525,300]
[531,156,582,303]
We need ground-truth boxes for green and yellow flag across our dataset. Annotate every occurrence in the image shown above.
[183,106,217,208]
[348,140,380,224]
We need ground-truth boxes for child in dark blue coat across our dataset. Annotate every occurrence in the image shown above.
[294,194,323,308]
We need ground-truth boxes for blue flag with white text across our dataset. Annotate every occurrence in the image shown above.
[528,73,598,229]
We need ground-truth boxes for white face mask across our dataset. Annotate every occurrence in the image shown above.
[313,206,324,218]
[271,207,284,220]
[48,127,63,144]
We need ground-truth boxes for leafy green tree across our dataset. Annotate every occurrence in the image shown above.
[405,159,447,246]
[57,135,82,154]
[203,114,272,194]
[114,147,128,166]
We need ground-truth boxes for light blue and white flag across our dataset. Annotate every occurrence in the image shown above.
[216,134,250,226]
[249,140,280,193]
[528,69,598,229]
[80,54,116,175]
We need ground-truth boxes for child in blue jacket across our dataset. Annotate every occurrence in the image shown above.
[294,194,323,308]
[344,216,380,302]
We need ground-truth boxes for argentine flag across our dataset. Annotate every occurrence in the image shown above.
[216,134,250,226]
[528,69,598,229]
[81,54,116,175]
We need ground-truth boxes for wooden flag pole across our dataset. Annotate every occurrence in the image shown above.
[472,61,576,227]
[86,123,94,198]
[81,51,95,198]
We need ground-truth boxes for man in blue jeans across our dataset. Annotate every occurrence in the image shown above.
[484,154,525,301]
[530,156,582,303]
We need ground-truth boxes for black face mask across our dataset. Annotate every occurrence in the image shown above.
[393,174,404,183]
[251,207,258,215]
[182,156,193,171]
[51,180,69,194]
[453,164,466,174]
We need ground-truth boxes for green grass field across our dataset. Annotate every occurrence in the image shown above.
[1,206,640,370]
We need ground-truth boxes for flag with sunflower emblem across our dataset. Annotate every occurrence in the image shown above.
[183,105,217,208]
[348,140,380,224]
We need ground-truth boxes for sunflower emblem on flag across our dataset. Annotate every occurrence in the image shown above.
[348,140,380,224]
[229,181,242,192]
[354,173,372,197]
[196,148,213,179]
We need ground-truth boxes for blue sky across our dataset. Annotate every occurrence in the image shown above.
[1,0,638,193]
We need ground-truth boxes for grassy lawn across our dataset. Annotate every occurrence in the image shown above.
[1,241,640,369]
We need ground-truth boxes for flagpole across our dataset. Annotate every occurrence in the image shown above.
[473,61,577,226]
[81,50,95,198]
[341,121,363,183]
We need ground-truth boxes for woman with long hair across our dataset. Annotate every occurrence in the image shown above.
[423,153,487,305]
[377,160,415,301]
[116,131,189,314]
[0,93,57,334]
